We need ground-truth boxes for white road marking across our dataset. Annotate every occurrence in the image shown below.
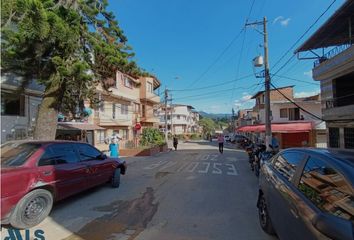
[176,162,189,172]
[159,161,178,171]
[200,154,210,161]
[198,162,210,174]
[225,163,238,176]
[186,162,199,172]
[212,163,222,174]
[144,160,167,170]
[209,154,218,161]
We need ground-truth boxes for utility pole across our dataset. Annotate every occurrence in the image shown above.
[170,93,174,136]
[246,16,272,150]
[164,88,168,143]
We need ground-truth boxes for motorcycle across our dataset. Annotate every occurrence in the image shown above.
[246,143,256,171]
[254,144,279,177]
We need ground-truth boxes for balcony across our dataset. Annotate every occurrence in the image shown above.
[94,112,132,126]
[313,45,354,81]
[140,92,160,103]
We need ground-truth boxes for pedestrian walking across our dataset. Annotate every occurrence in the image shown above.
[217,134,224,154]
[109,137,119,158]
[173,135,178,151]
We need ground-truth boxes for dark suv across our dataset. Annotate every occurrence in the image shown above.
[257,148,354,240]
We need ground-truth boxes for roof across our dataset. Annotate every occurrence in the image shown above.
[57,122,105,131]
[236,122,313,133]
[296,0,354,52]
[251,85,294,99]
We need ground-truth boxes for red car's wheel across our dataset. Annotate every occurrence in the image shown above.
[111,168,121,188]
[10,189,53,229]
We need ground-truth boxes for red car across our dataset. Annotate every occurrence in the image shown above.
[1,141,126,229]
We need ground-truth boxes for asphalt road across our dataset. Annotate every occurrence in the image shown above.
[1,141,277,240]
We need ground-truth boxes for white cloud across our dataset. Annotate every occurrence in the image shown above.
[241,95,252,101]
[273,16,291,27]
[273,16,284,24]
[304,70,312,77]
[294,90,320,98]
[280,18,291,26]
[234,96,255,110]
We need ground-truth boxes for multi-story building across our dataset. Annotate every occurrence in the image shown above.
[159,104,200,134]
[236,108,257,128]
[90,72,161,151]
[1,73,43,143]
[295,0,354,150]
[92,71,142,150]
[139,76,161,129]
[237,86,326,148]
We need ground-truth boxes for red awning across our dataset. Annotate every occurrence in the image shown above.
[237,122,313,133]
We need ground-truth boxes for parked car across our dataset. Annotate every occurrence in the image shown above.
[230,134,249,144]
[224,135,231,142]
[1,141,127,229]
[257,148,354,240]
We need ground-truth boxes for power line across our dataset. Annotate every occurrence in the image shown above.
[188,27,246,88]
[271,0,337,75]
[173,82,261,101]
[171,73,254,92]
[270,82,323,121]
[271,74,320,86]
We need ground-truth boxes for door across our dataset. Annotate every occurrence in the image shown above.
[266,151,307,240]
[37,144,88,200]
[78,143,114,187]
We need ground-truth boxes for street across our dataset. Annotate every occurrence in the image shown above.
[2,141,276,240]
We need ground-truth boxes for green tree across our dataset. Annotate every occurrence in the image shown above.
[198,118,216,137]
[140,128,164,147]
[1,0,147,139]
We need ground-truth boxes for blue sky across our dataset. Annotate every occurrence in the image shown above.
[109,0,344,114]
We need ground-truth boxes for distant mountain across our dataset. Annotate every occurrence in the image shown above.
[199,111,232,120]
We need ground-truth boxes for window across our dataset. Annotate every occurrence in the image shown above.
[289,108,300,120]
[299,156,354,223]
[147,82,153,93]
[280,108,288,118]
[1,92,25,116]
[1,143,41,167]
[78,144,101,161]
[121,104,128,115]
[329,127,340,148]
[120,129,129,140]
[142,105,146,117]
[99,94,104,112]
[273,152,304,181]
[96,130,105,144]
[124,77,133,88]
[177,115,180,120]
[112,103,116,119]
[262,95,265,104]
[39,144,79,166]
[344,128,354,149]
[133,103,140,113]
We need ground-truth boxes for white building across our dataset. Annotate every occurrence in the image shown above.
[159,104,200,134]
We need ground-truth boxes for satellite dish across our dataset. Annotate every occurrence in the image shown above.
[253,56,264,67]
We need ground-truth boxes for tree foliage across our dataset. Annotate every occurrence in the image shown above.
[140,128,164,147]
[198,118,217,136]
[1,0,149,139]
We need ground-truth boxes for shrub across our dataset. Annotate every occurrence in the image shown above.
[140,128,165,147]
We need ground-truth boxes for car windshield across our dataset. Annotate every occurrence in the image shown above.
[1,142,41,167]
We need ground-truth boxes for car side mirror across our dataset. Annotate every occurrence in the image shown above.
[98,153,107,160]
[312,213,353,240]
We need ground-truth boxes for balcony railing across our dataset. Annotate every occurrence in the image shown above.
[325,93,354,109]
[314,44,352,68]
